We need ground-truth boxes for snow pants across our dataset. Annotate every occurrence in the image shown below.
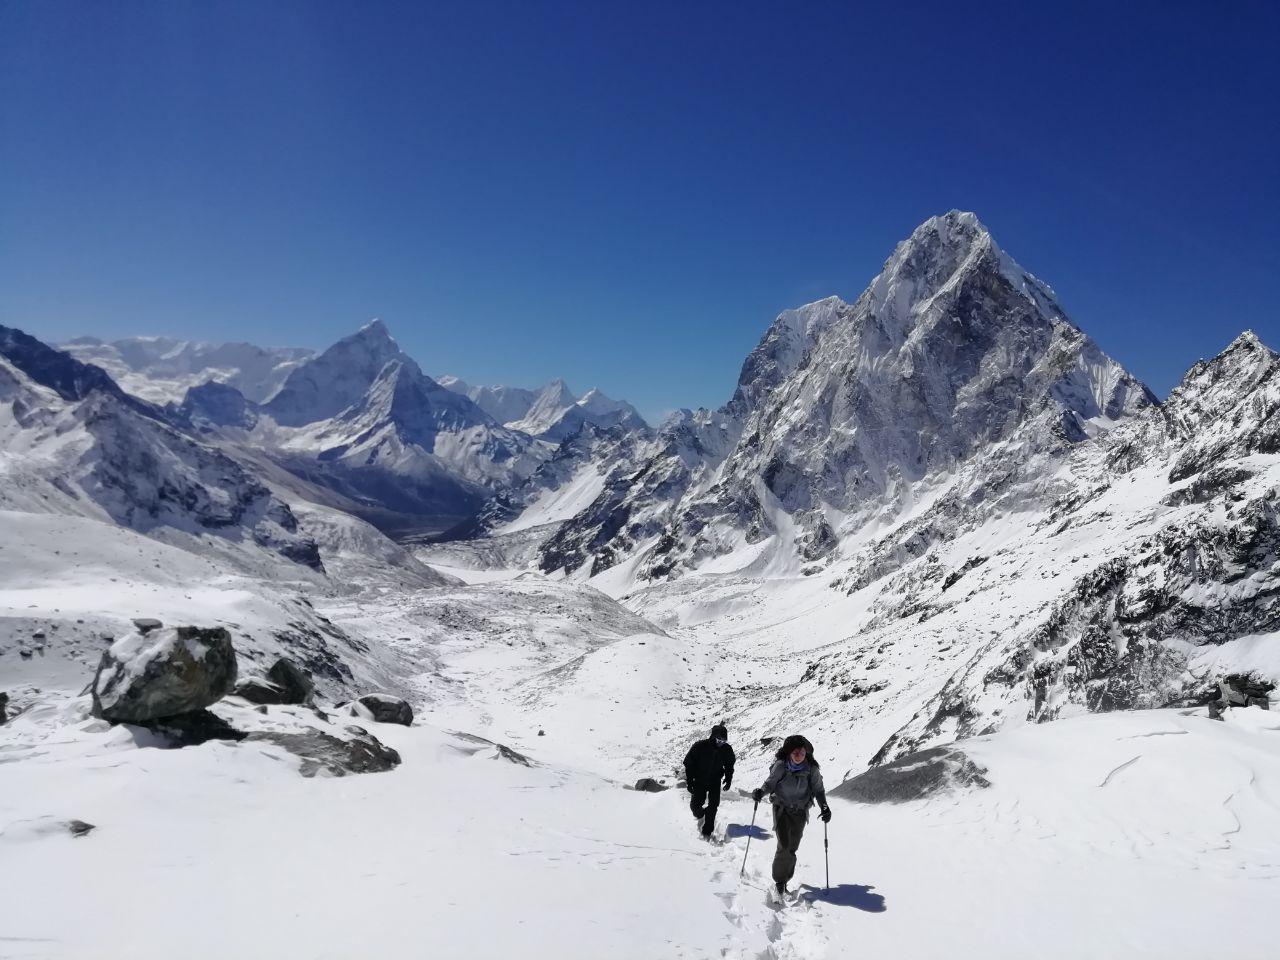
[771,802,808,885]
[689,781,721,836]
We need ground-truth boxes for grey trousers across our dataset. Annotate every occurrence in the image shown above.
[771,802,808,885]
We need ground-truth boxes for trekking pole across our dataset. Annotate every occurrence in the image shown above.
[823,819,830,893]
[740,800,759,878]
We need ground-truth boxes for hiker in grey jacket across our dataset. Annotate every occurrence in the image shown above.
[752,734,832,898]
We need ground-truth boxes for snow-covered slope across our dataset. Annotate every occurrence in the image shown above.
[4,695,1277,959]
[0,325,320,570]
[60,335,312,405]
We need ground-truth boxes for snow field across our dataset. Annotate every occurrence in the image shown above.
[6,700,1278,958]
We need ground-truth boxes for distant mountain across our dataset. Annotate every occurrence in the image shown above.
[60,335,313,405]
[440,374,648,440]
[0,325,321,569]
[437,376,540,426]
[541,211,1155,577]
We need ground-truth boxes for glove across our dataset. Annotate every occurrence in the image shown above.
[752,788,764,803]
[819,805,832,823]
[723,777,732,790]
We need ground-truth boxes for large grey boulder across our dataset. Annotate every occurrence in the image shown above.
[831,746,990,804]
[633,778,669,793]
[233,676,289,705]
[91,626,237,722]
[266,657,314,705]
[341,693,414,726]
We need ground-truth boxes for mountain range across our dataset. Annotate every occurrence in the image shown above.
[4,209,1278,768]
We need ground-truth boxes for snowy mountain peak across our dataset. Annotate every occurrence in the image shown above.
[864,210,1065,345]
[732,295,850,413]
[58,335,314,405]
[1,324,144,411]
[356,317,394,343]
[262,321,408,426]
[541,212,1155,579]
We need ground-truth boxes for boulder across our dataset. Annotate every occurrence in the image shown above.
[141,709,247,746]
[342,693,414,726]
[1208,672,1274,718]
[91,626,237,723]
[634,778,669,792]
[138,708,400,776]
[233,676,289,705]
[248,727,401,777]
[831,746,990,804]
[0,691,8,725]
[266,657,314,705]
[131,618,163,634]
[67,820,96,838]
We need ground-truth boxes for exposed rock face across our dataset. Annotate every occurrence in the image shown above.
[0,324,150,412]
[831,747,990,804]
[248,726,401,777]
[91,627,238,723]
[0,691,8,724]
[863,335,1280,762]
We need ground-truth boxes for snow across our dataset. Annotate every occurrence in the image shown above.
[4,692,1278,959]
[495,464,606,534]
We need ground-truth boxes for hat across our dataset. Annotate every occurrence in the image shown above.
[710,723,728,740]
[776,734,819,767]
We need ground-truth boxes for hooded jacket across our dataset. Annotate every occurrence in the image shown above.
[760,735,827,814]
[683,728,735,788]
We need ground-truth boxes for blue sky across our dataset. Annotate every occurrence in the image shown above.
[2,1,1277,423]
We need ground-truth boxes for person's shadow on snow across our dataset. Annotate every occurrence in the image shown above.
[724,823,770,840]
[800,883,887,912]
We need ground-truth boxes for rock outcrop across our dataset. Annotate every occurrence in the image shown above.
[832,747,990,803]
[91,626,238,723]
[341,693,414,726]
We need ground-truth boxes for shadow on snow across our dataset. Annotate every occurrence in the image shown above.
[799,883,887,912]
[724,822,771,840]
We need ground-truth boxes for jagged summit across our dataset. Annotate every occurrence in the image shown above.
[355,317,394,342]
[263,320,407,426]
[862,211,1066,347]
[540,211,1156,577]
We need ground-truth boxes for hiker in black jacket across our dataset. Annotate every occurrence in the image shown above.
[683,723,735,838]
